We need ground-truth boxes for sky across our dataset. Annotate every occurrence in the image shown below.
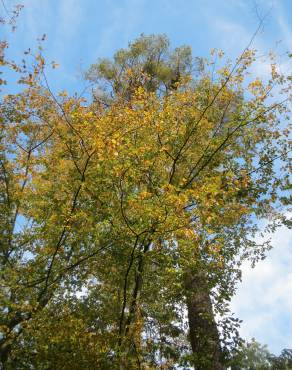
[1,0,292,355]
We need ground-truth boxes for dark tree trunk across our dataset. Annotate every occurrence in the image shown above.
[0,341,11,369]
[184,269,226,370]
[118,242,151,369]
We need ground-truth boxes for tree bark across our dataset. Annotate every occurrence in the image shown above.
[0,341,11,369]
[184,269,226,370]
[118,242,150,369]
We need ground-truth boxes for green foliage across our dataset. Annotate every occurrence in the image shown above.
[86,34,196,101]
[230,339,292,370]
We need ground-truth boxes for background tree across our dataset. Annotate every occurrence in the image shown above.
[85,34,200,103]
[230,339,292,370]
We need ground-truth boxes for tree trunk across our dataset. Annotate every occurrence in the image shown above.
[0,341,11,369]
[184,269,226,370]
[118,242,150,369]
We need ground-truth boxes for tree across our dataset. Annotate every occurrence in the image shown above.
[230,339,292,370]
[0,28,291,369]
[84,34,291,369]
[86,34,197,102]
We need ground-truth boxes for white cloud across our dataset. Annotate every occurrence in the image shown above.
[231,220,292,354]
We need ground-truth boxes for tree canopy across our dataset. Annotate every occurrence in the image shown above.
[0,24,291,369]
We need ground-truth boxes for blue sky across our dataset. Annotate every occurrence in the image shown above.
[1,0,292,355]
